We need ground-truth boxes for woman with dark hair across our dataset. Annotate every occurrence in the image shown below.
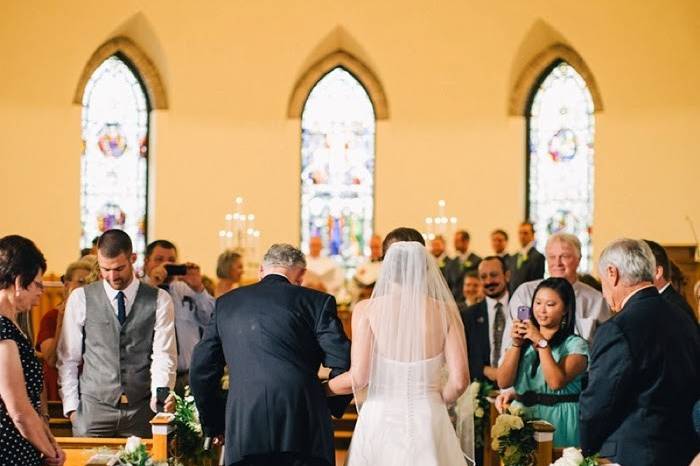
[496,277,588,447]
[0,235,65,465]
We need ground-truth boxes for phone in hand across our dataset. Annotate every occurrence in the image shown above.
[164,264,188,276]
[517,305,532,322]
[156,387,170,413]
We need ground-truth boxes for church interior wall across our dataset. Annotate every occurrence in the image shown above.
[1,0,698,276]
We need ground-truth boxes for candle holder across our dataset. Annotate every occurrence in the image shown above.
[218,196,262,279]
[422,199,458,255]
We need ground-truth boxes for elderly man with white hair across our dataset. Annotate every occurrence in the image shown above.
[579,238,700,466]
[507,232,610,342]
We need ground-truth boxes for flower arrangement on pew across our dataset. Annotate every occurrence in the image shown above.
[463,380,494,449]
[117,436,156,466]
[491,404,536,466]
[550,448,600,466]
[169,388,218,466]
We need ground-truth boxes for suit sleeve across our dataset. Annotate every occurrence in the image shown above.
[531,251,545,281]
[189,301,226,437]
[315,295,352,417]
[579,321,634,455]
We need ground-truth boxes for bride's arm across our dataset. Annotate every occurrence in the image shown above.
[327,301,372,396]
[442,315,469,403]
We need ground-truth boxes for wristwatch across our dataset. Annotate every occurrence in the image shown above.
[536,338,549,349]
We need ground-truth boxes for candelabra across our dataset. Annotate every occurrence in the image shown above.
[423,199,458,253]
[218,196,261,278]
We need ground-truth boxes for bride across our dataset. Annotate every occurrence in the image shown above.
[327,240,473,466]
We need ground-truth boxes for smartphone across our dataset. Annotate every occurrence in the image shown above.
[517,305,532,322]
[156,387,170,413]
[164,264,188,276]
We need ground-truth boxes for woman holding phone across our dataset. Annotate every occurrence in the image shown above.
[496,277,588,447]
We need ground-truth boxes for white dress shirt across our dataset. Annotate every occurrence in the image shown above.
[57,276,176,416]
[485,292,510,365]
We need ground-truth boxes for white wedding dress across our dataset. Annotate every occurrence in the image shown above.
[346,354,468,466]
[344,242,472,466]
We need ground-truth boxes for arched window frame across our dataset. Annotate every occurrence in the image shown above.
[75,37,167,261]
[290,51,388,269]
[515,45,602,271]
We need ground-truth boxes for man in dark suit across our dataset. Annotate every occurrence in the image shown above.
[190,243,351,466]
[461,256,510,383]
[445,230,481,304]
[490,229,511,263]
[508,221,545,293]
[644,239,697,322]
[580,239,700,465]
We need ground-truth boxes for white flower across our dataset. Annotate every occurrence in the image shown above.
[124,436,142,454]
[550,448,584,466]
[475,407,485,418]
[185,395,194,403]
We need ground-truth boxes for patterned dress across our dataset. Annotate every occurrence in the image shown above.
[0,315,44,465]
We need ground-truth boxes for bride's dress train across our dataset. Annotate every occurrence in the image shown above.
[346,354,468,466]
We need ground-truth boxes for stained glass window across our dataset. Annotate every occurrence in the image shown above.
[527,61,595,271]
[81,55,149,264]
[300,67,375,271]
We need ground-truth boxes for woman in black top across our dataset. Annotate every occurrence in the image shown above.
[0,235,64,466]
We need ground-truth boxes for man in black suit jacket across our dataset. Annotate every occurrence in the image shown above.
[445,230,481,304]
[644,239,698,322]
[580,239,700,465]
[190,244,351,466]
[508,222,545,293]
[461,256,510,383]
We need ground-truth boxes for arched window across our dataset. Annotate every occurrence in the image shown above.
[81,54,150,262]
[300,67,375,269]
[527,61,595,271]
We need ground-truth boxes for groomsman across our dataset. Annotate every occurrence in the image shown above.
[490,229,510,262]
[445,230,481,304]
[643,239,697,322]
[508,221,545,293]
[508,232,610,343]
[580,239,700,465]
[430,235,449,269]
[461,256,510,383]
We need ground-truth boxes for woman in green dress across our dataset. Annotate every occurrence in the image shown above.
[496,277,589,447]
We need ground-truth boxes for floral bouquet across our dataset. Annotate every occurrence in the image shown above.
[491,404,536,466]
[463,380,494,448]
[550,448,600,466]
[117,436,153,466]
[169,388,217,466]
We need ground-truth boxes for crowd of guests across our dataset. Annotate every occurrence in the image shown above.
[0,223,699,465]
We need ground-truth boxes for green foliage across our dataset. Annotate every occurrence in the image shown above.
[491,406,537,466]
[168,388,217,466]
[472,379,495,449]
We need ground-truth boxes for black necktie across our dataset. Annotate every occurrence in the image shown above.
[492,302,505,367]
[116,291,126,326]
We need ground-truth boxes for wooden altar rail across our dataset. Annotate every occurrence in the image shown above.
[485,391,560,466]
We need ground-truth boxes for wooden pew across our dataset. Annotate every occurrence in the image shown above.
[58,437,153,466]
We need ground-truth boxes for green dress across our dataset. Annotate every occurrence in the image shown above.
[513,334,589,448]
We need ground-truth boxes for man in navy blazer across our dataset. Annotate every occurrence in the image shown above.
[190,244,351,466]
[580,239,700,465]
[461,256,510,383]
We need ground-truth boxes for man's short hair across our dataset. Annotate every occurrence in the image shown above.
[520,221,535,232]
[455,230,471,241]
[480,255,508,274]
[263,244,306,269]
[216,250,242,279]
[0,235,47,290]
[491,229,509,241]
[546,232,582,259]
[97,230,133,258]
[642,240,670,281]
[146,240,178,259]
[382,227,425,256]
[598,238,655,285]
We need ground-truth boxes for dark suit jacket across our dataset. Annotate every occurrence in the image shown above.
[508,247,545,294]
[579,287,700,465]
[445,253,482,303]
[460,300,491,382]
[190,275,351,466]
[661,284,698,323]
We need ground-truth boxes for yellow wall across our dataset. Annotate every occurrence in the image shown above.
[1,0,699,276]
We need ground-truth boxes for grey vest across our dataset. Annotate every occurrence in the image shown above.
[80,281,157,406]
